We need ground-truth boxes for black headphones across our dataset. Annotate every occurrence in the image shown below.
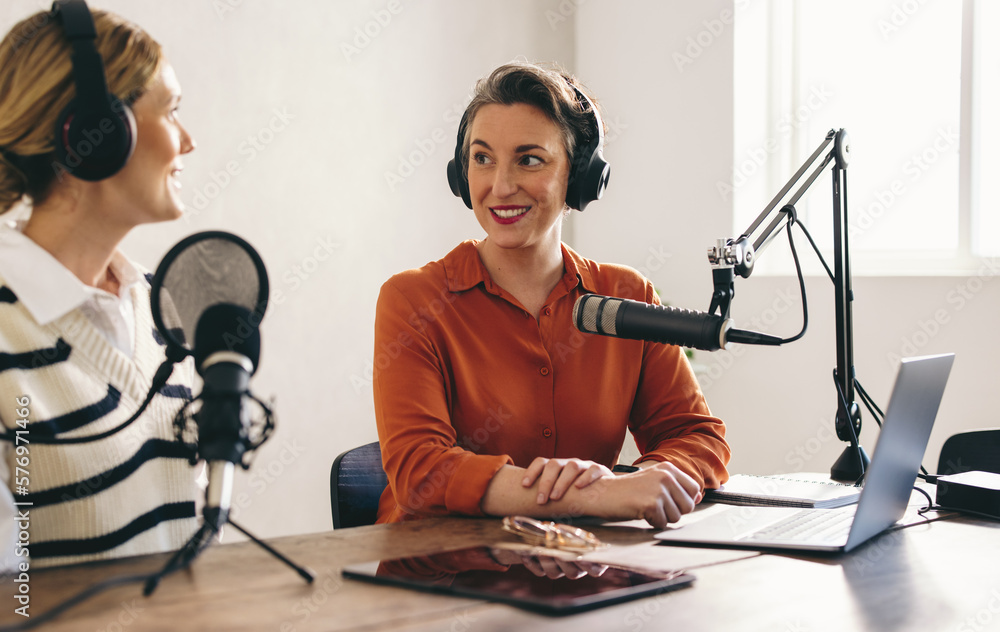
[50,0,136,181]
[446,80,611,212]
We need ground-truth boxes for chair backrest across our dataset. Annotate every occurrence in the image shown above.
[330,441,389,529]
[937,428,1000,475]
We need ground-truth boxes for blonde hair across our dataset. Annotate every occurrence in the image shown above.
[0,8,162,213]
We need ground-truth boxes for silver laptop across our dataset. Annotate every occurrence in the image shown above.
[655,353,954,553]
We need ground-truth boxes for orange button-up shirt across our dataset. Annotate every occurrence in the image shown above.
[373,240,729,523]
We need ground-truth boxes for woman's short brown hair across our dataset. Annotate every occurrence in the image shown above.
[457,61,604,179]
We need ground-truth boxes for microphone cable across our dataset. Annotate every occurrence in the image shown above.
[0,570,152,632]
[0,346,188,446]
[729,208,810,346]
[789,210,936,484]
[831,369,866,486]
[0,516,246,631]
[776,208,809,345]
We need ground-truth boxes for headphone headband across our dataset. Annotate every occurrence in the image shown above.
[50,0,136,181]
[52,0,97,39]
[446,74,611,212]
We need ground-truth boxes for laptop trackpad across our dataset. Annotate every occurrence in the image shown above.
[655,505,803,543]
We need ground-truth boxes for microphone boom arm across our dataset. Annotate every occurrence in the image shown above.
[707,128,867,482]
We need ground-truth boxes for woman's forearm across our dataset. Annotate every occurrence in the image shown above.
[480,462,702,529]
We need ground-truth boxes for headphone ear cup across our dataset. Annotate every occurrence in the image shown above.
[565,140,611,212]
[446,110,473,209]
[589,155,611,203]
[564,85,611,212]
[53,93,136,181]
[446,157,472,209]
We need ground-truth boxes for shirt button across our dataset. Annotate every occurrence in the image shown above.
[539,367,550,376]
[543,307,552,316]
[542,428,552,438]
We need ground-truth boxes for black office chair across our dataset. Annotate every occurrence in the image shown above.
[937,428,1000,475]
[330,441,389,529]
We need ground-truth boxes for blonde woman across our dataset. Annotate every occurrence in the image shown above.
[0,2,197,568]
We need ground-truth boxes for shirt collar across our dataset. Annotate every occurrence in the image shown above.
[0,219,147,325]
[562,242,599,294]
[442,239,599,296]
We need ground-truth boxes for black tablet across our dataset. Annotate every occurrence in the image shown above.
[341,545,694,616]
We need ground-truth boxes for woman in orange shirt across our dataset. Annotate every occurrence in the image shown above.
[373,61,730,530]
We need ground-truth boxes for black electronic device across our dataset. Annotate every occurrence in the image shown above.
[446,78,610,212]
[562,84,611,212]
[342,546,693,616]
[50,0,137,181]
[936,471,1000,520]
[573,294,783,352]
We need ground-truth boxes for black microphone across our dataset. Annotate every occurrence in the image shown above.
[138,232,312,593]
[191,303,261,530]
[572,294,783,351]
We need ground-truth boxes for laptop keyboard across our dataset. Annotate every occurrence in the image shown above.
[745,506,856,543]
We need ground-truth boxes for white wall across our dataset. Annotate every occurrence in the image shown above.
[2,0,996,540]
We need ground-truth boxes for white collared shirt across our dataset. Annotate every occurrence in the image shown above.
[0,219,144,358]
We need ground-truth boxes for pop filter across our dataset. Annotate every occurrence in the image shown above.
[150,231,269,364]
[0,231,269,446]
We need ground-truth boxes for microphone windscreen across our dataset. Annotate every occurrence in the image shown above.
[574,294,728,350]
[573,294,621,335]
[193,303,261,374]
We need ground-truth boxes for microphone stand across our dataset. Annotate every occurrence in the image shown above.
[708,128,869,482]
[143,511,315,595]
[145,382,315,595]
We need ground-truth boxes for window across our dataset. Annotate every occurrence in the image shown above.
[732,0,993,275]
[973,0,999,256]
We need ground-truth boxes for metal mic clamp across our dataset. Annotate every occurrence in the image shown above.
[708,237,755,278]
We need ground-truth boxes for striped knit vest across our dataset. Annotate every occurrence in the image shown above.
[0,272,199,567]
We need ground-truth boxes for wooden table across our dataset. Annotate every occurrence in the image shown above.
[2,508,998,632]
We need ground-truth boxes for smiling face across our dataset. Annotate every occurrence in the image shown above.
[466,102,571,256]
[98,62,195,228]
